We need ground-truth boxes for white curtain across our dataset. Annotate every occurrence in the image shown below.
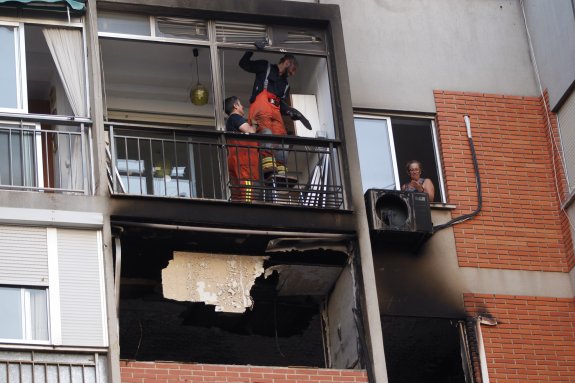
[43,28,87,117]
[43,28,87,192]
[29,288,49,341]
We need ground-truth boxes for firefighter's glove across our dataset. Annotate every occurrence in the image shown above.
[286,107,313,130]
[254,39,268,50]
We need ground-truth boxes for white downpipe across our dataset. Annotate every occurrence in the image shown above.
[476,316,495,383]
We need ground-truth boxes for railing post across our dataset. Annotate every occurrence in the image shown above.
[109,125,117,193]
[81,124,88,195]
[89,126,95,196]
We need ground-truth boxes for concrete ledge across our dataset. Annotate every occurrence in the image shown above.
[0,207,103,228]
[461,267,574,298]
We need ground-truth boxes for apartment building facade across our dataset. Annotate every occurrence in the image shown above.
[0,1,574,383]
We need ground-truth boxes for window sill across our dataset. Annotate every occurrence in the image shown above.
[0,342,108,353]
[430,202,456,210]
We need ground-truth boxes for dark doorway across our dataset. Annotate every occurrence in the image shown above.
[381,316,470,383]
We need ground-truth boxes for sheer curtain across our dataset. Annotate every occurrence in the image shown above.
[43,28,87,192]
[29,288,49,341]
[43,28,86,117]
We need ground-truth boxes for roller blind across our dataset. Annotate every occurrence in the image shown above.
[0,226,48,286]
[57,229,106,347]
[215,21,267,44]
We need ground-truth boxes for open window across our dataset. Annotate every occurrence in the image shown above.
[219,48,335,138]
[99,13,215,127]
[219,44,340,206]
[355,115,445,203]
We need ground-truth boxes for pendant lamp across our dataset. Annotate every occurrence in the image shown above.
[190,48,209,106]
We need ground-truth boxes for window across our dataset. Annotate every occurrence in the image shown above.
[0,21,87,116]
[98,13,215,126]
[355,115,444,203]
[0,22,24,111]
[0,286,49,342]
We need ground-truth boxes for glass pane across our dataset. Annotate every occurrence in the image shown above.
[0,287,23,339]
[0,125,37,187]
[0,25,19,109]
[98,12,151,36]
[29,289,49,341]
[355,118,396,191]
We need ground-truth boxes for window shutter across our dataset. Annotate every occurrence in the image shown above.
[156,17,208,40]
[57,229,106,347]
[215,21,268,44]
[0,226,48,286]
[558,91,575,191]
[273,27,326,52]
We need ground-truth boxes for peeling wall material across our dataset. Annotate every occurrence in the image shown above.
[162,252,267,313]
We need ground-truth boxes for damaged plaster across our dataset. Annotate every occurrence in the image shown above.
[162,252,267,313]
[264,265,343,296]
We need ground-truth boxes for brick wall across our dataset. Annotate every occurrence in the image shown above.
[120,361,369,383]
[434,90,571,272]
[465,294,575,383]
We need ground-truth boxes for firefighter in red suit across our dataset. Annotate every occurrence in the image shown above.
[224,96,259,202]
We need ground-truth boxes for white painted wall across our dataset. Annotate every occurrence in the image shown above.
[523,0,575,110]
[320,0,539,112]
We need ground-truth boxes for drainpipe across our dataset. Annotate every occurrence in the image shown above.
[475,316,498,383]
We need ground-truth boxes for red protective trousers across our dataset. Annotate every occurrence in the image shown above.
[248,90,287,136]
[248,90,287,176]
[227,139,259,202]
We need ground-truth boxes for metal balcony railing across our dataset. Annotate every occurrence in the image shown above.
[0,114,93,194]
[0,350,105,383]
[106,122,345,209]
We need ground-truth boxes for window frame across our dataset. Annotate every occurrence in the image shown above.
[97,12,336,136]
[354,113,446,204]
[0,20,26,113]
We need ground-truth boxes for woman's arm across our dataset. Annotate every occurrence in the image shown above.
[422,178,435,202]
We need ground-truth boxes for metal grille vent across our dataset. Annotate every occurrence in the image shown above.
[156,17,208,40]
[215,21,267,44]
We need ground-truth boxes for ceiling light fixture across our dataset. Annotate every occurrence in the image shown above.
[190,48,209,106]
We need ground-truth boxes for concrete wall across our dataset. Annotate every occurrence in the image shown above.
[320,0,539,112]
[523,0,575,110]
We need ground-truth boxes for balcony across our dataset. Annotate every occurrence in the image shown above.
[106,122,345,209]
[0,114,93,195]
